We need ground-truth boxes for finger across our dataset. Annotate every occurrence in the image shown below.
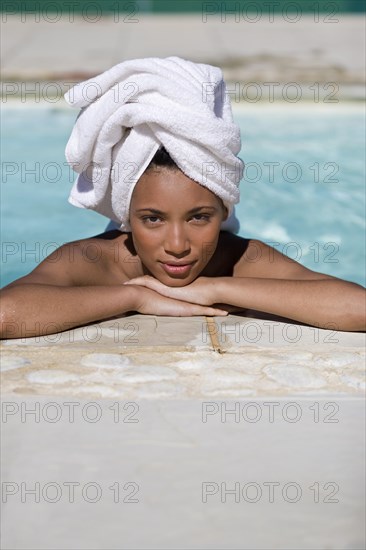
[160,297,227,317]
[204,308,228,317]
[123,277,149,287]
[188,305,228,317]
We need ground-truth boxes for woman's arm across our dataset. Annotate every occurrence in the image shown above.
[0,283,227,339]
[125,238,366,332]
[0,241,137,338]
[226,239,365,331]
[125,275,365,332]
[216,276,365,331]
[0,240,227,339]
[0,284,138,338]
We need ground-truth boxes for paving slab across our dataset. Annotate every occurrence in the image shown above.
[1,314,365,399]
[1,14,365,88]
[1,394,365,549]
[1,314,210,350]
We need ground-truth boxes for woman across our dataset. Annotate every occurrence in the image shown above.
[1,58,365,337]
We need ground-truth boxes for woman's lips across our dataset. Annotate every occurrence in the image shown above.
[160,262,195,276]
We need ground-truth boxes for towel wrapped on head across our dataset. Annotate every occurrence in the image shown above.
[64,56,244,232]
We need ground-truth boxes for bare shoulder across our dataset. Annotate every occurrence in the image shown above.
[231,237,338,281]
[4,230,137,288]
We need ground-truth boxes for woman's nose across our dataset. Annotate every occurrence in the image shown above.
[163,224,190,256]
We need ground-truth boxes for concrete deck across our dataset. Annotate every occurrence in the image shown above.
[1,14,365,100]
[1,314,365,549]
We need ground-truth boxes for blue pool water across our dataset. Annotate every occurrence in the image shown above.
[1,103,365,287]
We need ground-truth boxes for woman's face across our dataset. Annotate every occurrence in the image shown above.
[129,167,227,286]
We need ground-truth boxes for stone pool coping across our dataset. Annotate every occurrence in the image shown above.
[2,315,365,549]
[1,314,365,399]
[1,14,365,92]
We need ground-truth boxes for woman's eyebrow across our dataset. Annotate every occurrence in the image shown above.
[135,208,164,214]
[135,206,218,214]
[188,206,218,213]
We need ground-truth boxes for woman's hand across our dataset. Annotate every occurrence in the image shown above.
[129,284,228,317]
[124,275,223,306]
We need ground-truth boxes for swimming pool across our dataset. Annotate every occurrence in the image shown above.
[1,102,365,287]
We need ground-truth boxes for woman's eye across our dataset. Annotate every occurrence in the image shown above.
[141,214,211,224]
[191,214,211,222]
[142,216,162,224]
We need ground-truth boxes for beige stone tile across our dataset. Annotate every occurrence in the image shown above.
[213,314,366,351]
[1,341,365,399]
[1,15,364,85]
[1,315,211,351]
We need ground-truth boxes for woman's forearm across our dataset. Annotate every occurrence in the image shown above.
[0,284,139,338]
[216,277,366,332]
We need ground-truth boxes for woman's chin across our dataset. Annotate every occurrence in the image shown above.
[158,274,195,287]
[148,262,201,286]
[150,269,198,287]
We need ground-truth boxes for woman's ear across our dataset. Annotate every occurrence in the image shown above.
[222,206,229,221]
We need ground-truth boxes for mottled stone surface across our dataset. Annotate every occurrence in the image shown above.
[1,315,365,399]
[1,15,365,94]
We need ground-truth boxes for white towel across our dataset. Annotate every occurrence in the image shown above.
[64,56,244,232]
